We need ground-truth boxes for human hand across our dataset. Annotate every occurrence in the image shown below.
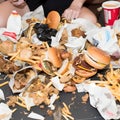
[62,0,86,20]
[62,6,81,20]
[9,0,26,8]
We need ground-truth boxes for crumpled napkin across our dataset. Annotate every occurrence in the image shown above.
[76,82,120,120]
[0,102,13,120]
[113,19,120,34]
[28,111,45,120]
[0,89,5,100]
[90,26,120,56]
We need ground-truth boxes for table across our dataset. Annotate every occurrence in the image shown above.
[0,73,105,120]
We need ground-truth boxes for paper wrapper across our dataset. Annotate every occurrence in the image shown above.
[51,18,97,47]
[51,18,94,59]
[0,89,5,100]
[93,26,119,55]
[19,92,58,111]
[86,26,120,67]
[76,82,120,120]
[113,19,120,34]
[22,5,44,31]
[19,77,59,111]
[9,66,37,93]
[28,111,45,120]
[71,18,98,32]
[0,103,13,120]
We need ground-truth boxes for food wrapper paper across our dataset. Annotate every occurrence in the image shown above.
[113,19,120,34]
[28,111,45,120]
[71,18,98,32]
[86,25,120,67]
[19,92,35,111]
[48,94,59,110]
[9,66,37,93]
[76,82,120,120]
[51,19,89,58]
[0,89,5,100]
[51,76,64,91]
[93,27,119,55]
[0,103,13,120]
[19,92,58,111]
[51,18,96,48]
[22,5,44,31]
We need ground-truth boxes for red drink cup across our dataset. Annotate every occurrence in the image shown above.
[102,1,120,27]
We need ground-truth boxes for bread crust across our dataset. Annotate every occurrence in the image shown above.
[46,11,60,29]
[48,47,62,68]
[84,46,110,69]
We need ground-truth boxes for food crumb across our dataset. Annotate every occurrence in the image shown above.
[47,109,53,116]
[81,93,89,104]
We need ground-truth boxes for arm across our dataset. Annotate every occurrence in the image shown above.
[62,0,86,20]
[0,0,6,3]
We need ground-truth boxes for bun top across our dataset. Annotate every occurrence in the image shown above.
[87,46,111,65]
[48,47,62,68]
[46,11,60,29]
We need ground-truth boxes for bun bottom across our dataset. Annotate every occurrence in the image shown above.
[75,69,97,78]
[72,76,86,83]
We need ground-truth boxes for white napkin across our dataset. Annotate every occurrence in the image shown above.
[28,111,45,120]
[0,89,5,100]
[76,83,120,120]
[92,26,119,55]
[0,103,13,120]
[113,19,120,34]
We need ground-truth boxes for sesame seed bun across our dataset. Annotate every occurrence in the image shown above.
[84,46,111,69]
[46,11,60,29]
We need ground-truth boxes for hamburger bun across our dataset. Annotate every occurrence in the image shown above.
[46,11,60,29]
[48,47,62,68]
[40,58,55,76]
[73,54,97,78]
[84,46,111,69]
[75,68,97,78]
[57,58,69,75]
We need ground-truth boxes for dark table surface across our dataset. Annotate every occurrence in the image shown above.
[0,73,105,120]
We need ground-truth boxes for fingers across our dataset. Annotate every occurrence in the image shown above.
[62,9,80,20]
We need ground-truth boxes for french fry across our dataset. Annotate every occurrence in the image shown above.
[91,65,120,101]
[30,56,41,60]
[61,102,74,120]
[62,110,74,120]
[15,101,27,108]
[16,56,37,64]
[0,81,8,87]
[9,50,20,61]
[62,102,71,115]
[12,108,17,113]
[17,96,26,105]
